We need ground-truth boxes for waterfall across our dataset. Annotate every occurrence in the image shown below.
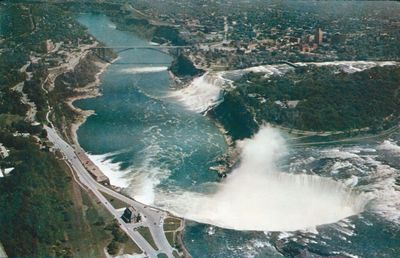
[155,126,369,231]
[120,66,168,74]
[171,73,226,113]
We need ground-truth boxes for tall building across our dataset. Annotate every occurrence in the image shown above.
[315,28,323,44]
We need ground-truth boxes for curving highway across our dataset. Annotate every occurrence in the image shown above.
[45,126,176,258]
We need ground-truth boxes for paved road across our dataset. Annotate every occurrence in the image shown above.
[45,126,175,258]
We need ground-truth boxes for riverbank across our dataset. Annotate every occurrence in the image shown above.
[68,59,113,146]
[47,43,115,144]
[51,45,191,258]
[208,119,239,177]
[67,15,192,257]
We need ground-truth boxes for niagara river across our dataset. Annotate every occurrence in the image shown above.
[75,14,400,257]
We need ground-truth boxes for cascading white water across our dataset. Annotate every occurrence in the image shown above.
[155,126,369,231]
[170,73,225,113]
[120,66,168,74]
[172,61,399,115]
[295,61,398,74]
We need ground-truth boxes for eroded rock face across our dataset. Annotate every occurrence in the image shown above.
[169,54,204,79]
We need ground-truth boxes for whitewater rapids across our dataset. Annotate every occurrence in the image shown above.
[154,127,369,231]
[120,66,168,74]
[172,61,399,115]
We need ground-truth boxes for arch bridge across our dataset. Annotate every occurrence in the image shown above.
[90,45,191,64]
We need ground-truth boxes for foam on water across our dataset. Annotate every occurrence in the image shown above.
[295,61,398,73]
[378,140,400,153]
[171,73,225,113]
[317,144,400,225]
[237,239,278,258]
[330,161,354,174]
[321,148,363,160]
[243,64,294,77]
[124,142,172,204]
[221,64,293,81]
[87,153,130,188]
[365,164,400,224]
[154,126,368,231]
[122,123,193,204]
[107,23,116,29]
[125,168,165,204]
[120,66,168,74]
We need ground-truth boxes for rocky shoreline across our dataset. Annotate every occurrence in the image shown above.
[168,67,239,177]
[209,119,240,178]
[67,59,113,146]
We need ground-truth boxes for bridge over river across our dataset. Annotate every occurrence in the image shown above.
[90,45,191,64]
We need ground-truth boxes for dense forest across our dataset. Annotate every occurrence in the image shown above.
[0,130,118,257]
[0,3,120,256]
[210,65,400,140]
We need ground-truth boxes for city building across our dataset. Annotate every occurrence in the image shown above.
[315,28,323,44]
[76,148,110,185]
[121,207,141,223]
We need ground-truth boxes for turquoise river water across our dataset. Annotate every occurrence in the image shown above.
[76,14,400,258]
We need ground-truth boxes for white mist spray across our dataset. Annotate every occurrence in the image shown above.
[155,126,369,231]
[120,66,168,74]
[170,73,225,113]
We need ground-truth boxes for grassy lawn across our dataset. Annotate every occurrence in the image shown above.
[74,190,114,255]
[163,217,181,231]
[165,231,175,247]
[122,240,142,255]
[137,227,158,251]
[100,190,129,209]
